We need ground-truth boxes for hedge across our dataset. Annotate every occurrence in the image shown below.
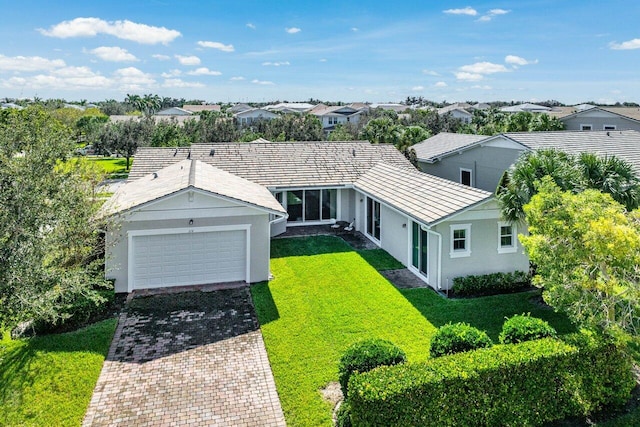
[347,333,634,426]
[499,314,557,344]
[429,322,493,357]
[452,271,530,297]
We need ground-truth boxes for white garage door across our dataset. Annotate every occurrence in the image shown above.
[131,229,247,290]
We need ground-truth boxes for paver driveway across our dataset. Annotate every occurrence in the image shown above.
[83,286,285,426]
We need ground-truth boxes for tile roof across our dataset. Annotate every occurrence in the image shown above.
[100,159,286,217]
[412,132,488,162]
[504,130,640,174]
[129,141,414,188]
[354,163,493,225]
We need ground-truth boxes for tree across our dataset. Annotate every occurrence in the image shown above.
[96,118,153,169]
[497,149,640,222]
[327,124,355,141]
[0,107,110,329]
[520,178,640,338]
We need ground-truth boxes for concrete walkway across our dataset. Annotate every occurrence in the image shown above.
[83,287,285,427]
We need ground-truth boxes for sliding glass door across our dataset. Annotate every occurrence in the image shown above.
[366,197,381,241]
[283,189,337,223]
[412,222,428,277]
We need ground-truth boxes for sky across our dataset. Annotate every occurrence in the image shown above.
[0,1,639,104]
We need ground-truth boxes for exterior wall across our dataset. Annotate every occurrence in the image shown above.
[379,204,409,266]
[433,201,529,291]
[418,145,524,192]
[341,188,356,224]
[106,192,273,292]
[561,112,640,131]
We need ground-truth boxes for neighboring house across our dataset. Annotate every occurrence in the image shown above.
[414,130,640,192]
[230,103,253,113]
[551,106,640,132]
[155,107,194,116]
[102,140,528,293]
[181,104,221,113]
[310,104,364,130]
[438,105,473,124]
[233,108,279,125]
[1,102,23,110]
[370,103,408,113]
[264,102,315,113]
[500,103,551,113]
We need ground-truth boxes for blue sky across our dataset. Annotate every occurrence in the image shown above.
[1,1,639,104]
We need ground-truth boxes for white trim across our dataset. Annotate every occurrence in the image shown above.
[127,224,251,292]
[449,223,471,258]
[497,221,518,254]
[580,123,593,131]
[459,168,473,186]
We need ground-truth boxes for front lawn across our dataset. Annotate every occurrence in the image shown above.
[253,235,574,426]
[87,156,129,178]
[0,319,117,426]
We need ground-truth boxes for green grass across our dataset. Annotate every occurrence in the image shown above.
[253,235,575,426]
[0,319,117,426]
[87,157,129,177]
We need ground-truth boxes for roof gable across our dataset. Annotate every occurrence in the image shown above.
[412,132,488,162]
[101,159,286,217]
[354,163,493,225]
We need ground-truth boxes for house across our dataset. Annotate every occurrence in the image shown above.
[102,140,528,293]
[155,107,194,116]
[500,103,551,113]
[181,104,221,113]
[310,104,364,130]
[370,103,408,113]
[549,106,640,132]
[413,130,640,193]
[233,108,279,125]
[438,104,473,124]
[264,102,315,113]
[230,103,253,113]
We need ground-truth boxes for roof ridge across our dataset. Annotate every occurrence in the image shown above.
[188,159,197,186]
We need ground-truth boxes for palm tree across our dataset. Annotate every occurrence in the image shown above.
[577,153,640,211]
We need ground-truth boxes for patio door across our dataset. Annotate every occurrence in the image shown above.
[412,222,428,277]
[366,197,381,241]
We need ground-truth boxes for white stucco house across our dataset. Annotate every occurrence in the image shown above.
[233,108,279,125]
[101,140,529,293]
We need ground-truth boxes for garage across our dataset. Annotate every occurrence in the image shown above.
[100,159,287,293]
[129,227,248,290]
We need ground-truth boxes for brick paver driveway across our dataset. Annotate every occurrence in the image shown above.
[83,286,285,426]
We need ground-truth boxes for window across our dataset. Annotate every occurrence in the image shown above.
[580,124,592,131]
[460,168,472,186]
[283,189,337,223]
[603,124,617,130]
[449,224,471,258]
[497,221,517,254]
[366,197,381,241]
[412,222,429,277]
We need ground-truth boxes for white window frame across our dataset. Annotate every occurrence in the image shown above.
[497,221,517,254]
[449,223,471,258]
[580,124,592,131]
[459,168,473,186]
[603,124,617,130]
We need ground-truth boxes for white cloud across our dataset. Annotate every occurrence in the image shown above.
[252,79,274,85]
[505,55,538,66]
[319,58,327,62]
[175,55,201,65]
[422,69,440,76]
[152,54,170,61]
[459,61,509,74]
[161,69,182,78]
[114,67,155,90]
[39,17,181,45]
[478,8,510,21]
[1,65,111,90]
[351,27,359,32]
[246,23,256,30]
[411,86,424,91]
[262,61,290,66]
[610,38,640,50]
[162,78,204,88]
[197,41,235,52]
[434,81,448,87]
[0,54,66,72]
[187,67,222,76]
[443,7,477,16]
[230,76,245,81]
[89,46,137,62]
[455,72,484,81]
[471,84,492,90]
[285,27,301,34]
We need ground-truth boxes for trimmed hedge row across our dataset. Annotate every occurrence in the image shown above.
[347,333,634,426]
[500,314,557,344]
[452,270,530,297]
[429,322,493,357]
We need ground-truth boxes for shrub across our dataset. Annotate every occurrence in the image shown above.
[335,402,352,427]
[452,270,530,297]
[429,322,493,357]
[499,313,557,344]
[347,333,634,426]
[338,338,406,395]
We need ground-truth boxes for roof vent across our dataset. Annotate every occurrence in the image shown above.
[209,148,215,156]
[352,148,356,157]
[607,131,610,137]
[173,148,178,157]
[152,172,158,179]
[187,149,191,159]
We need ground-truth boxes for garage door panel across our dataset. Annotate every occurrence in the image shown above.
[131,229,247,290]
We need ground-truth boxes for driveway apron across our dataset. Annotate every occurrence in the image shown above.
[83,286,285,426]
